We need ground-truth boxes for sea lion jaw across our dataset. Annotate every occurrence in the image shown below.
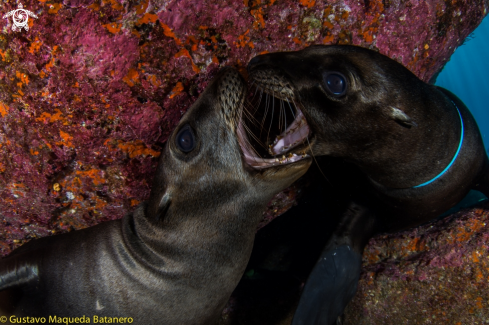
[146,67,311,221]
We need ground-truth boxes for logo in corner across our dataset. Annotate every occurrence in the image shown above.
[3,3,38,32]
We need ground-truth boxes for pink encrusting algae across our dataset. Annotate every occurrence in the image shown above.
[342,203,489,324]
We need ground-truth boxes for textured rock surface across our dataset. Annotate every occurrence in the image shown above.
[217,202,489,325]
[343,202,489,325]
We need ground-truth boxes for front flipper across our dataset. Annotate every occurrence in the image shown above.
[0,252,40,315]
[0,255,39,291]
[292,201,378,325]
[292,245,362,325]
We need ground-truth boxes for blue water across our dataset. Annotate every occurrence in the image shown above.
[435,16,489,151]
[434,16,489,209]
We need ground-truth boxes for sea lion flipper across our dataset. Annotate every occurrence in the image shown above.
[292,201,377,325]
[292,245,362,325]
[0,254,39,291]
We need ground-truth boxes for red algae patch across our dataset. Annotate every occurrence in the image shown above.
[343,203,489,324]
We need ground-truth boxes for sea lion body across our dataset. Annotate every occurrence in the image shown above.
[0,67,311,323]
[247,45,489,324]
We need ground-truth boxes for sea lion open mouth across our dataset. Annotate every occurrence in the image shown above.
[237,69,311,169]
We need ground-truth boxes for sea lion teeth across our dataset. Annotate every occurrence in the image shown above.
[0,67,311,322]
[247,44,489,325]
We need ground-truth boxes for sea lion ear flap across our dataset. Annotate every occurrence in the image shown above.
[156,192,172,220]
[388,106,417,128]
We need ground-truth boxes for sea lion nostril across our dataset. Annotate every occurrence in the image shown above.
[248,56,262,68]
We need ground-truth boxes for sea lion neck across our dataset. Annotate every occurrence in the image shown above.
[129,193,270,273]
[345,88,464,189]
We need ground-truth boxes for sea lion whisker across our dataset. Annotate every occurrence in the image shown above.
[267,94,275,146]
[242,101,262,126]
[242,109,259,128]
[241,123,266,156]
[287,99,296,119]
[281,97,287,137]
[261,92,270,132]
[257,88,268,132]
[276,91,283,132]
[304,135,332,185]
[249,82,260,105]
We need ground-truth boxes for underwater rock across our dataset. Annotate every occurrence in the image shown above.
[342,202,489,324]
[0,0,487,257]
[218,203,489,324]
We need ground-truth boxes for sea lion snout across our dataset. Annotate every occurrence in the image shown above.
[147,66,311,221]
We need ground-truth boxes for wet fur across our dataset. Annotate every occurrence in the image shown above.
[247,45,489,324]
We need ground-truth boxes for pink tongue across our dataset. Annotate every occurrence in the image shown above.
[271,111,309,155]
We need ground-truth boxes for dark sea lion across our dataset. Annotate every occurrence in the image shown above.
[246,45,489,324]
[0,67,311,323]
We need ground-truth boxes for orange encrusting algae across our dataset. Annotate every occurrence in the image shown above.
[174,49,200,73]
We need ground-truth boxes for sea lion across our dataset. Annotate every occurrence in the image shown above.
[246,45,489,324]
[0,67,311,323]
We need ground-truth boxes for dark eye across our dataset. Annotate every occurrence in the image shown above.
[323,72,347,96]
[175,125,195,153]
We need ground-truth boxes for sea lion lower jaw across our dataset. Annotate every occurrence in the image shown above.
[246,45,489,324]
[0,67,311,322]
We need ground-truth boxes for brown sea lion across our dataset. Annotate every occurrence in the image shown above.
[0,67,311,324]
[246,45,489,324]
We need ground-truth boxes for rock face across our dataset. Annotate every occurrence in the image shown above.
[343,202,489,325]
[217,202,489,325]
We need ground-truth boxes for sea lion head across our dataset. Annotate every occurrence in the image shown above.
[146,67,312,222]
[246,45,429,163]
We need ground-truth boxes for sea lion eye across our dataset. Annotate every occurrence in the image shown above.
[323,72,347,96]
[175,125,195,153]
